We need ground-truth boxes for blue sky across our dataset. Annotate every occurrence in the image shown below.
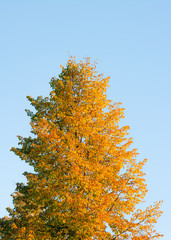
[0,0,170,238]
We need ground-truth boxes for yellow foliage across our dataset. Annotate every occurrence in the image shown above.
[0,57,163,239]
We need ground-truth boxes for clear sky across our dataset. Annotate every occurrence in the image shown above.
[0,0,170,238]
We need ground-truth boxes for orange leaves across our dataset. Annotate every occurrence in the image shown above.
[0,57,163,239]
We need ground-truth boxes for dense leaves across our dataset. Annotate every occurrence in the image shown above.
[0,57,162,239]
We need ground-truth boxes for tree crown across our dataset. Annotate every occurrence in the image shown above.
[0,57,163,240]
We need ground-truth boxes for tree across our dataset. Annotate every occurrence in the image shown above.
[0,57,162,239]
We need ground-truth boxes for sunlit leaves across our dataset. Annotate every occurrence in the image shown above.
[0,57,163,239]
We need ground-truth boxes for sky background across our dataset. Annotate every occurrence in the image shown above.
[0,0,170,238]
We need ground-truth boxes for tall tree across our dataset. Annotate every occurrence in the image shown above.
[0,57,162,239]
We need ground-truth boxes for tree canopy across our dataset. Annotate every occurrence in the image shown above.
[0,57,163,239]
